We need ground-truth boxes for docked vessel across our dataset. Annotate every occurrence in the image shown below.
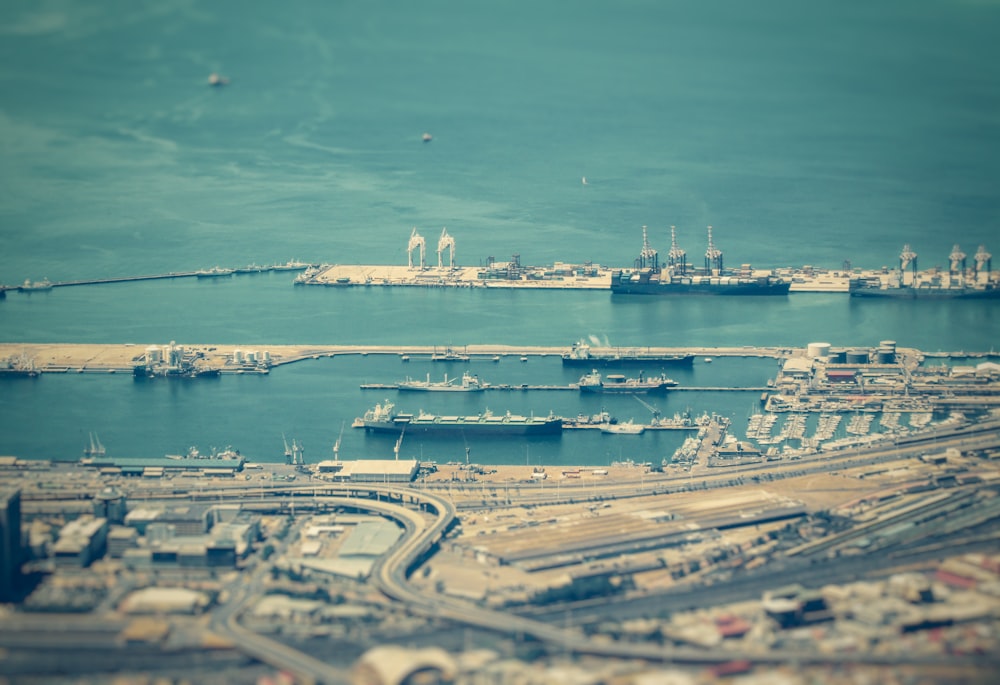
[353,401,562,435]
[600,420,645,435]
[431,347,471,362]
[19,278,53,292]
[849,244,999,299]
[397,372,486,392]
[195,266,235,278]
[578,370,677,394]
[610,226,790,296]
[271,260,312,271]
[0,353,40,377]
[562,341,694,367]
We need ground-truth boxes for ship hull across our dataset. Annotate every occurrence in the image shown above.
[360,418,562,435]
[396,386,484,392]
[611,270,790,296]
[562,355,694,367]
[579,384,668,394]
[850,286,1000,299]
[611,281,790,295]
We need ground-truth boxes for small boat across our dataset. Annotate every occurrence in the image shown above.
[208,73,230,87]
[704,357,713,363]
[422,132,433,142]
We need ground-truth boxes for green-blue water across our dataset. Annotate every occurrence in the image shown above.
[1,0,998,463]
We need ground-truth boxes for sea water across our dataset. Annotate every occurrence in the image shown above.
[1,0,998,463]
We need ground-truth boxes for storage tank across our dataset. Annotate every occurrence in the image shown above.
[245,351,257,365]
[846,349,870,364]
[144,346,162,364]
[879,340,897,352]
[828,348,847,363]
[261,350,271,364]
[232,349,244,364]
[806,342,831,359]
[876,347,896,364]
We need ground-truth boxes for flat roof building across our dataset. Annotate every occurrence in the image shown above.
[319,459,418,483]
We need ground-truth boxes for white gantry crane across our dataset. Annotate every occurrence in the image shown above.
[899,244,917,285]
[667,225,687,273]
[949,244,967,273]
[638,225,658,270]
[407,227,426,269]
[437,227,455,268]
[974,245,992,280]
[704,225,723,274]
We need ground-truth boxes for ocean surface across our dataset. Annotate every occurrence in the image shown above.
[1,0,998,464]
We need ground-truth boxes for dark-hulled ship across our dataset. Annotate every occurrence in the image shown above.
[849,244,999,299]
[610,226,790,296]
[577,370,677,394]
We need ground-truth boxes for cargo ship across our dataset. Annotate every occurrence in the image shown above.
[353,401,562,435]
[577,370,677,394]
[848,279,1000,299]
[610,226,790,296]
[562,342,694,367]
[397,371,486,392]
[849,244,999,299]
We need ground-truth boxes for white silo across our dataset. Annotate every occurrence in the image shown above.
[806,342,831,359]
[145,346,162,364]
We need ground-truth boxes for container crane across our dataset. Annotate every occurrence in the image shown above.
[407,227,426,269]
[437,227,455,268]
[705,225,723,274]
[948,244,967,274]
[667,225,687,274]
[899,244,917,285]
[637,225,658,270]
[974,245,992,277]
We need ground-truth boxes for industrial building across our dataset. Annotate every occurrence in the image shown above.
[315,459,418,483]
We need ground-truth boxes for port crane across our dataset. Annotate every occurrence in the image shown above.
[899,244,917,285]
[407,227,426,269]
[393,429,405,461]
[633,395,661,425]
[636,225,658,270]
[949,244,967,274]
[332,421,345,461]
[437,227,455,268]
[667,225,687,273]
[705,225,723,274]
[974,245,992,278]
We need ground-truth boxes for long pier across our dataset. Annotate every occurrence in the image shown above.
[359,383,771,392]
[2,264,312,294]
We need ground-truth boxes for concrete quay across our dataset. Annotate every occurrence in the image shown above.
[0,343,792,374]
[305,262,863,292]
